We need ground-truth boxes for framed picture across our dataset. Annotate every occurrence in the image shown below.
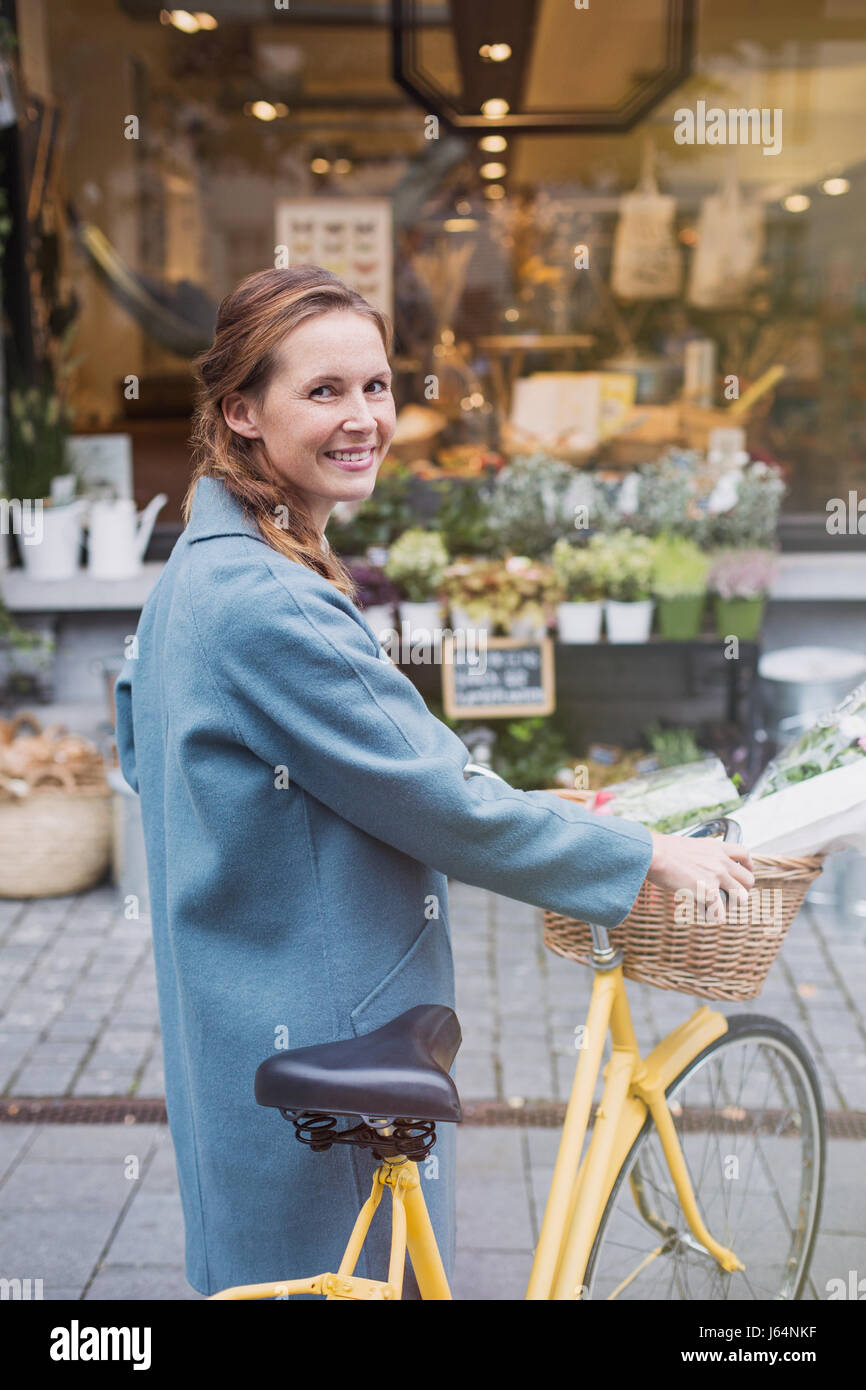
[274,197,393,317]
[65,434,133,499]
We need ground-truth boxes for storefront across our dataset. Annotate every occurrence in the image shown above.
[3,5,866,1318]
[1,0,865,788]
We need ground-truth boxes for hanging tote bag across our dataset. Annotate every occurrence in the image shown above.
[688,174,765,309]
[611,142,681,301]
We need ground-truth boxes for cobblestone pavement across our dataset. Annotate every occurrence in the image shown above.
[1,862,865,1299]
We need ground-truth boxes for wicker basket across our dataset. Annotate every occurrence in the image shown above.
[0,714,113,897]
[539,787,825,1001]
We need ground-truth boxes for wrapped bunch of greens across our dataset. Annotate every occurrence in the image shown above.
[747,681,866,799]
[592,757,742,834]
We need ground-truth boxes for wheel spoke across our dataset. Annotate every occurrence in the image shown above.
[586,1026,823,1301]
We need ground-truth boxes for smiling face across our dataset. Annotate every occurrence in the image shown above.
[221,309,396,534]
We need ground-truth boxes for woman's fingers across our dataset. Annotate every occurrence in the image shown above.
[725,843,756,874]
[719,871,751,906]
[723,854,755,890]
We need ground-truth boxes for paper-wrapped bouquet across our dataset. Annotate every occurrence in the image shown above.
[731,681,866,856]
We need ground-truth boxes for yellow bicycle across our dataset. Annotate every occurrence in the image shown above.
[210,810,825,1301]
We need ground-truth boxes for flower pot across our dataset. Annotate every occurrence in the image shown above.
[18,499,87,581]
[449,605,493,637]
[399,599,441,633]
[508,613,548,641]
[398,600,442,657]
[361,603,395,643]
[657,594,705,640]
[556,600,603,643]
[713,596,765,641]
[604,598,654,643]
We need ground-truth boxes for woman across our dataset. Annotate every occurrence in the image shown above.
[114,265,754,1299]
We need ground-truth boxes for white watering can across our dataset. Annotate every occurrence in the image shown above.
[87,492,168,580]
[18,497,89,581]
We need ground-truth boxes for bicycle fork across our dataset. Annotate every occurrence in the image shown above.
[527,960,743,1300]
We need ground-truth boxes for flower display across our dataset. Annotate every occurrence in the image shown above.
[384,528,450,602]
[651,533,711,599]
[550,537,605,601]
[346,562,400,611]
[708,547,778,599]
[589,530,656,602]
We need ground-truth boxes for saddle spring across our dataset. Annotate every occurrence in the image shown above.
[281,1109,437,1161]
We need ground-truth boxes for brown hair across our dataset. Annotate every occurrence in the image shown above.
[183,265,393,599]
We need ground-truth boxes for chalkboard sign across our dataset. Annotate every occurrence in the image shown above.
[441,636,556,719]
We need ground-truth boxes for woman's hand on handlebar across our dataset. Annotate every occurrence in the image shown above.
[647,832,755,910]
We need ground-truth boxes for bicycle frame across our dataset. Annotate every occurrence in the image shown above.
[210,962,744,1301]
[526,961,743,1299]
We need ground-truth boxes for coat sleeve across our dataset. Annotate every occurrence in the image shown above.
[113,661,139,794]
[188,545,654,929]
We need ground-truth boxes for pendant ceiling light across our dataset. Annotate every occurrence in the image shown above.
[392,0,696,134]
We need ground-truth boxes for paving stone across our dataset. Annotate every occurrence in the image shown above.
[139,1144,180,1195]
[24,1042,92,1067]
[0,1209,118,1285]
[456,1178,534,1252]
[452,1248,528,1300]
[84,1265,203,1300]
[0,1158,135,1213]
[44,1017,108,1042]
[71,1068,138,1097]
[0,1124,36,1176]
[10,1062,80,1096]
[102,1191,187,1265]
[808,1234,866,1297]
[27,1124,162,1162]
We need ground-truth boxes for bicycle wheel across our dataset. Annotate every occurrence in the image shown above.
[583,1015,825,1300]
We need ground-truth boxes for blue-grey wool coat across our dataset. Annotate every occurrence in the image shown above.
[114,474,653,1297]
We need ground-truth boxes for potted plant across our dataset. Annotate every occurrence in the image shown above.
[4,383,84,581]
[498,555,558,639]
[347,562,400,643]
[483,451,596,556]
[550,538,605,642]
[709,548,777,640]
[0,600,55,700]
[384,528,449,640]
[594,530,656,642]
[651,532,711,639]
[441,558,495,634]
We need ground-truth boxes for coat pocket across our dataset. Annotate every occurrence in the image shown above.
[349,913,454,1038]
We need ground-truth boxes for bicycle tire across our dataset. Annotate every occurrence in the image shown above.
[583,1014,826,1301]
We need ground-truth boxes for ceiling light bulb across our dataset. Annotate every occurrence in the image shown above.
[479,43,512,62]
[193,11,218,28]
[250,101,278,122]
[481,98,509,120]
[783,193,810,213]
[480,162,507,180]
[484,184,506,200]
[821,177,850,196]
[310,157,331,174]
[479,135,507,153]
[167,9,200,32]
[333,158,352,174]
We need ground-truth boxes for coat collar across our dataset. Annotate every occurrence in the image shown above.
[184,474,331,554]
[184,476,267,545]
